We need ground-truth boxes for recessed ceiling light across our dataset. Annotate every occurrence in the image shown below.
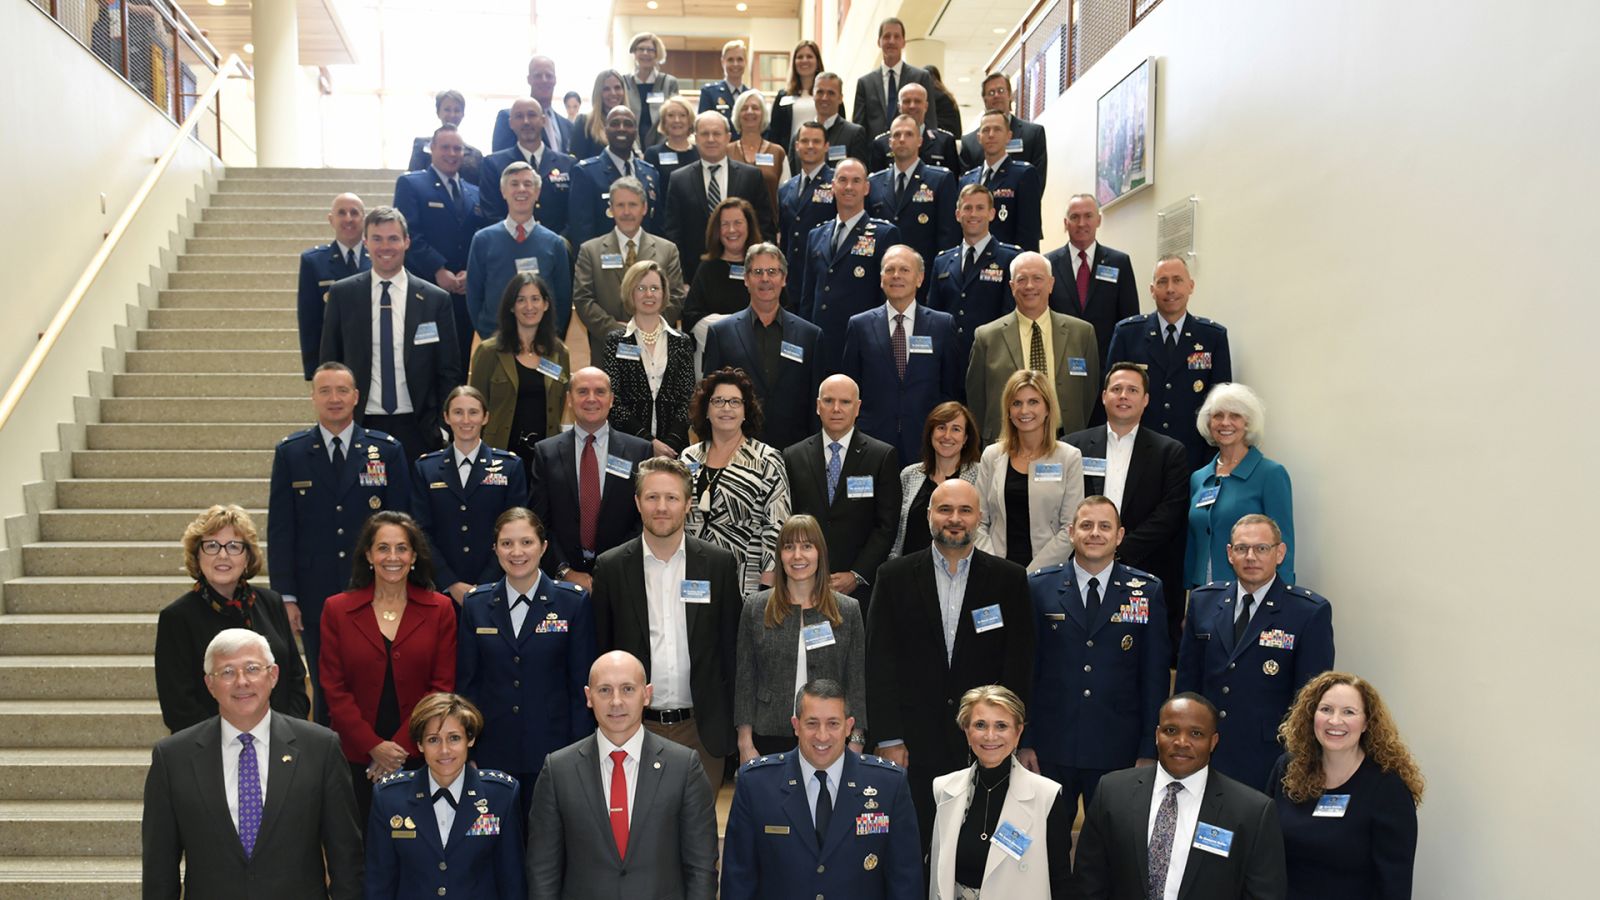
[992,27,1007,34]
[646,0,658,7]
[207,0,226,7]
[958,76,971,83]
[736,2,748,10]
[243,43,254,54]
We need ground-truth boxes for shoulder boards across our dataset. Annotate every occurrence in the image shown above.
[862,754,898,769]
[1030,563,1066,577]
[376,769,416,787]
[1115,313,1147,326]
[478,769,517,784]
[994,241,1023,253]
[740,753,787,772]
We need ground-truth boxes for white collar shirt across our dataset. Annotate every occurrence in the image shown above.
[931,546,975,662]
[820,113,841,130]
[798,751,848,828]
[605,149,634,178]
[219,712,273,835]
[431,166,463,200]
[597,726,647,821]
[884,300,917,341]
[1159,313,1188,345]
[428,771,463,846]
[1072,557,1114,609]
[544,115,564,154]
[701,158,729,203]
[453,441,484,488]
[319,422,356,463]
[821,426,855,460]
[517,141,544,167]
[1237,576,1276,631]
[832,210,866,248]
[893,159,919,181]
[502,215,537,238]
[334,240,363,265]
[613,228,643,254]
[643,536,693,709]
[962,234,992,263]
[1149,764,1211,900]
[365,271,413,415]
[882,62,904,106]
[1071,241,1100,279]
[505,578,539,637]
[1103,424,1139,510]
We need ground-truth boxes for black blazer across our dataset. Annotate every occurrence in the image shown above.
[662,159,777,281]
[700,307,823,451]
[154,586,310,733]
[781,431,903,601]
[319,271,461,450]
[1074,764,1288,900]
[589,535,742,757]
[853,63,939,137]
[527,427,656,576]
[810,117,872,170]
[600,328,697,453]
[1062,425,1190,601]
[1044,242,1140,364]
[960,114,1049,184]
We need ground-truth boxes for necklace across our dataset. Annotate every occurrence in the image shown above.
[974,763,1012,841]
[380,609,398,622]
[636,321,664,346]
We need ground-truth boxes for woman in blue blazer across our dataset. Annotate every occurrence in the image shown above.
[1185,383,1295,587]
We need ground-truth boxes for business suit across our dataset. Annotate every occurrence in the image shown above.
[839,304,963,467]
[1045,242,1140,366]
[700,307,823,451]
[365,766,525,900]
[776,164,836,301]
[959,115,1049,184]
[864,546,1033,849]
[621,71,682,148]
[392,169,485,365]
[1106,312,1234,471]
[960,157,1043,252]
[1186,447,1295,588]
[466,336,571,450]
[154,586,310,733]
[929,759,1070,899]
[494,104,574,155]
[928,238,1019,360]
[590,535,742,759]
[572,230,686,363]
[566,153,664,249]
[734,591,867,739]
[662,158,777,282]
[1074,764,1289,900]
[974,440,1086,571]
[867,126,964,176]
[1177,578,1334,790]
[476,144,579,235]
[526,729,718,900]
[410,446,527,589]
[527,427,655,578]
[782,430,903,600]
[806,116,872,170]
[965,310,1100,442]
[866,160,959,279]
[297,242,369,379]
[853,63,939,137]
[798,215,901,375]
[141,712,363,899]
[319,272,461,456]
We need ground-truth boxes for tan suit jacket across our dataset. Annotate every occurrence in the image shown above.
[467,337,571,449]
[964,310,1100,443]
[572,230,686,363]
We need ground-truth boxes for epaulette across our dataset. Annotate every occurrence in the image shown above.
[1285,585,1328,604]
[738,753,788,773]
[860,753,900,770]
[994,240,1023,253]
[279,427,316,445]
[477,768,517,786]
[418,448,448,460]
[1190,315,1224,330]
[489,447,519,458]
[463,583,498,602]
[1117,564,1157,583]
[576,156,601,167]
[555,579,588,594]
[1029,563,1066,579]
[375,769,418,789]
[1114,312,1148,327]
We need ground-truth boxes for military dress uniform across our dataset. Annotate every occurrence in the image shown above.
[364,766,526,900]
[698,79,744,127]
[959,157,1043,252]
[720,751,923,900]
[776,164,836,302]
[928,237,1020,360]
[865,162,959,281]
[798,215,901,376]
[565,153,663,248]
[476,144,580,237]
[1176,578,1335,790]
[867,127,965,177]
[1106,311,1233,471]
[296,242,368,379]
[410,446,528,592]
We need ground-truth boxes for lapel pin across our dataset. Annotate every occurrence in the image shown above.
[653,761,662,769]
[281,754,292,763]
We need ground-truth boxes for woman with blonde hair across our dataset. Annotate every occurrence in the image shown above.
[599,259,696,454]
[975,369,1084,569]
[570,69,629,160]
[644,95,700,185]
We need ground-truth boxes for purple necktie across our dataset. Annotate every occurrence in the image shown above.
[237,732,262,857]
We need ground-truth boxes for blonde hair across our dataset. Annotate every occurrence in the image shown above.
[956,684,1026,730]
[997,369,1061,457]
[181,504,263,582]
[1276,671,1425,806]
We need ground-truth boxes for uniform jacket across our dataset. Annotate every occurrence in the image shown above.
[698,79,747,126]
[840,304,963,467]
[866,160,959,278]
[566,153,664,248]
[526,427,655,577]
[776,164,837,301]
[928,237,1019,360]
[1106,311,1233,471]
[392,169,484,280]
[476,143,579,235]
[1044,242,1139,365]
[974,440,1086,572]
[959,156,1043,252]
[805,117,872,171]
[798,215,901,375]
[410,446,528,588]
[662,158,777,282]
[959,115,1049,184]
[298,242,369,379]
[965,310,1100,441]
[700,307,823,451]
[364,766,525,899]
[867,127,964,177]
[782,430,903,599]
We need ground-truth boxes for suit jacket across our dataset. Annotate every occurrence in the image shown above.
[392,169,485,280]
[1063,424,1189,602]
[663,159,777,281]
[297,241,369,379]
[782,431,903,599]
[1074,764,1288,900]
[776,164,837,300]
[527,730,718,900]
[965,310,1100,441]
[410,445,528,588]
[960,156,1043,252]
[928,237,1019,360]
[1106,311,1233,471]
[1045,242,1139,364]
[319,271,461,448]
[527,427,656,576]
[364,765,525,900]
[974,440,1086,571]
[154,586,310,733]
[621,71,682,148]
[140,712,363,899]
[930,760,1067,899]
[734,591,867,737]
[839,304,963,467]
[866,160,960,277]
[476,143,580,239]
[798,215,902,375]
[809,117,872,170]
[572,230,686,363]
[466,335,571,449]
[494,104,574,155]
[589,535,742,757]
[853,63,939,137]
[566,153,665,248]
[867,127,964,176]
[959,114,1049,184]
[700,307,822,451]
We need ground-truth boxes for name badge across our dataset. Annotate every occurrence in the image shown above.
[802,621,837,650]
[475,626,498,634]
[414,321,441,344]
[1033,463,1063,483]
[780,341,805,363]
[616,342,642,361]
[992,821,1033,861]
[971,604,1004,633]
[828,144,847,161]
[1313,794,1351,817]
[515,256,540,274]
[601,253,625,269]
[728,264,746,279]
[1067,356,1089,376]
[658,151,679,165]
[907,334,933,354]
[680,579,711,603]
[846,475,874,499]
[765,824,791,834]
[605,455,634,479]
[1192,823,1234,857]
[317,279,335,287]
[648,92,665,104]
[536,357,564,380]
[427,201,445,208]
[1005,138,1024,154]
[1094,264,1120,283]
[754,152,775,166]
[1194,485,1220,507]
[292,480,313,489]
[778,95,796,107]
[1082,457,1108,476]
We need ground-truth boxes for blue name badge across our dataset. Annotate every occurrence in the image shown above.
[1082,457,1108,476]
[802,621,837,650]
[1067,356,1089,376]
[536,357,563,380]
[1192,822,1234,857]
[1194,485,1220,508]
[616,342,642,361]
[1094,264,1120,283]
[515,256,540,274]
[846,475,874,499]
[413,321,440,345]
[971,603,1004,633]
[604,454,634,479]
[1033,462,1063,483]
[1005,138,1025,154]
[728,264,746,279]
[600,253,625,270]
[780,341,805,363]
[1313,794,1351,818]
[754,152,776,167]
[680,579,711,604]
[658,151,679,165]
[991,820,1032,861]
[828,144,847,161]
[907,334,933,355]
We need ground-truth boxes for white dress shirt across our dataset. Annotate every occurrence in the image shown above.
[430,166,464,203]
[1103,424,1139,510]
[623,319,682,437]
[428,770,463,846]
[319,422,356,463]
[881,62,905,108]
[1070,241,1100,282]
[604,149,634,179]
[334,240,363,265]
[643,536,693,708]
[883,300,917,340]
[1072,557,1114,608]
[452,440,483,488]
[573,422,612,499]
[820,113,841,131]
[544,116,565,154]
[822,426,855,460]
[700,157,730,203]
[831,210,866,249]
[1158,313,1188,345]
[797,751,847,828]
[219,712,273,834]
[1237,576,1276,633]
[597,726,647,821]
[961,234,992,267]
[365,269,413,415]
[613,228,643,256]
[516,141,544,167]
[502,215,537,238]
[1148,763,1210,900]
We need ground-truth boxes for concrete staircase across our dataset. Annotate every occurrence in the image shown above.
[0,167,401,898]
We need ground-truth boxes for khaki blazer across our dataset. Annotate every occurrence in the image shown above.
[964,310,1100,443]
[572,230,686,363]
[974,440,1084,571]
[467,336,571,449]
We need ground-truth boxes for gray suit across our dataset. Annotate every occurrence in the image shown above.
[572,229,686,363]
[734,591,868,737]
[140,712,363,899]
[621,72,683,148]
[527,729,718,900]
[965,310,1100,443]
[853,63,939,137]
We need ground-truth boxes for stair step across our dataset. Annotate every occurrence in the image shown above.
[242,166,407,180]
[123,350,300,374]
[72,450,275,479]
[0,656,155,701]
[186,237,330,255]
[203,207,332,224]
[164,271,295,290]
[0,857,140,900]
[87,422,296,450]
[193,221,327,239]
[177,253,298,273]
[214,191,391,209]
[23,540,193,576]
[0,702,164,749]
[136,328,297,351]
[146,308,294,330]
[37,508,270,542]
[0,749,151,801]
[0,613,158,653]
[218,176,396,194]
[157,289,296,309]
[98,397,305,423]
[3,577,197,614]
[0,802,144,857]
[111,372,304,398]
[56,478,268,509]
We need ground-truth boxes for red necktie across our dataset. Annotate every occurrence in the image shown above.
[579,435,600,552]
[1076,249,1090,311]
[608,749,629,858]
[515,222,527,243]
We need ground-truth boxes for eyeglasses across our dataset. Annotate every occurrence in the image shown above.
[1227,543,1280,557]
[200,540,247,557]
[211,662,272,682]
[983,86,1011,98]
[633,284,664,295]
[747,267,782,277]
[708,397,744,408]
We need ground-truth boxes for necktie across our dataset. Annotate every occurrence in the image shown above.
[896,171,908,207]
[1147,782,1183,899]
[1085,576,1101,621]
[813,769,833,848]
[579,435,600,552]
[459,454,474,488]
[236,733,262,858]
[330,435,345,469]
[432,787,457,809]
[1029,320,1046,372]
[826,441,843,504]
[1076,249,1091,310]
[609,749,630,858]
[379,281,398,414]
[1234,591,1257,645]
[1165,322,1178,352]
[964,244,976,273]
[624,158,633,178]
[511,593,530,610]
[446,177,460,211]
[707,164,722,212]
[346,248,357,270]
[546,118,562,153]
[515,222,527,243]
[800,174,811,202]
[834,220,849,254]
[625,239,638,270]
[983,166,994,186]
[886,67,898,121]
[891,313,908,380]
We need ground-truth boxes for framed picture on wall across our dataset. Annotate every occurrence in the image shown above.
[1096,56,1156,208]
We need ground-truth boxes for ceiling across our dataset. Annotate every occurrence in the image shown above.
[179,0,358,66]
[613,0,800,17]
[928,0,1037,95]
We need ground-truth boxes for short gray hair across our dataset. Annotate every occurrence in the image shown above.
[1197,382,1266,447]
[203,628,274,675]
[745,242,786,275]
[608,176,648,206]
[695,110,730,136]
[499,160,542,192]
[795,678,849,718]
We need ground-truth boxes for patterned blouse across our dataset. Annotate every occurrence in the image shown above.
[680,437,791,595]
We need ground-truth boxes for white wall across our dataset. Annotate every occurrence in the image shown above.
[1026,0,1598,893]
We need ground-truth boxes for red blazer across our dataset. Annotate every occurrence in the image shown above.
[319,583,457,762]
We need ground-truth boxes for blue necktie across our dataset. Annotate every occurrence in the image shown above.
[826,441,843,504]
[379,281,398,414]
[813,769,832,848]
[237,733,262,858]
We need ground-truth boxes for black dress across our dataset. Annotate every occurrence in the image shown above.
[645,142,699,187]
[509,358,549,474]
[153,583,310,733]
[1004,464,1033,566]
[1267,753,1419,899]
[682,258,752,331]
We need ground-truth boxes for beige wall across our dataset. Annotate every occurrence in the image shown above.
[1025,0,1595,893]
[610,16,801,79]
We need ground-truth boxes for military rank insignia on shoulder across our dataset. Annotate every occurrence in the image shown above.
[740,753,786,773]
[377,769,416,787]
[862,754,897,769]
[478,769,516,785]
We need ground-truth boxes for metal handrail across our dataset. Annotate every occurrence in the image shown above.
[0,53,251,433]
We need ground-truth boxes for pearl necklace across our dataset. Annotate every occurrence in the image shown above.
[636,321,664,347]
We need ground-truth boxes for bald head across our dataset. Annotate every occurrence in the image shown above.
[817,374,861,441]
[928,478,981,550]
[569,366,614,430]
[328,193,366,246]
[509,98,547,148]
[898,83,929,124]
[588,649,645,686]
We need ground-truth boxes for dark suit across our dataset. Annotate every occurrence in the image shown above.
[798,215,901,375]
[364,766,526,900]
[1045,242,1140,366]
[476,143,579,236]
[392,168,484,365]
[928,238,1019,360]
[864,546,1033,849]
[141,712,363,899]
[853,63,939,137]
[527,427,655,578]
[590,535,742,758]
[1074,764,1288,900]
[959,115,1049,184]
[840,305,962,466]
[867,127,964,176]
[494,105,574,155]
[1106,312,1233,470]
[782,431,902,600]
[776,165,836,302]
[662,158,777,282]
[960,157,1043,252]
[809,117,872,170]
[297,242,369,379]
[410,446,528,589]
[866,161,959,278]
[527,730,718,900]
[700,307,822,451]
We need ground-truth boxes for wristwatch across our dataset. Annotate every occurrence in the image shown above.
[555,564,572,580]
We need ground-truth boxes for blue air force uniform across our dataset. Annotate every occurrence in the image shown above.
[1106,311,1233,470]
[476,144,580,237]
[798,215,901,376]
[698,79,744,126]
[865,161,959,282]
[1176,578,1335,790]
[721,751,923,900]
[565,153,663,248]
[364,766,526,900]
[960,157,1043,252]
[777,165,836,302]
[296,242,369,379]
[867,128,965,177]
[410,446,528,591]
[928,237,1019,360]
